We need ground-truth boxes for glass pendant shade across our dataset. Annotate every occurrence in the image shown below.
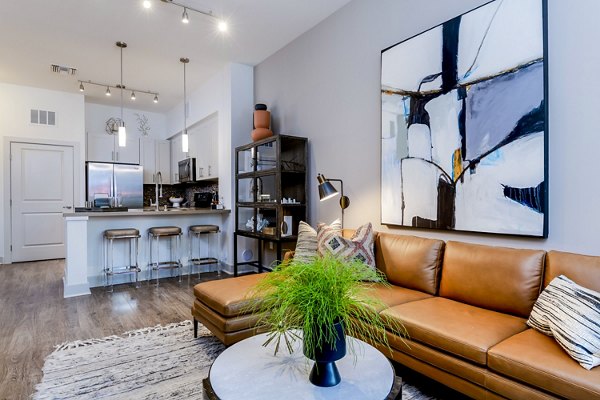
[118,125,127,147]
[182,131,189,152]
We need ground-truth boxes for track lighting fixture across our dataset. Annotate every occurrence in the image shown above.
[131,91,136,101]
[158,0,227,31]
[153,95,159,103]
[105,86,111,96]
[79,82,84,92]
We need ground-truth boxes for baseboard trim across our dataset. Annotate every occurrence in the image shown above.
[63,278,91,298]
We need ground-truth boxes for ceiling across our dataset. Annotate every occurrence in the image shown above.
[0,0,351,112]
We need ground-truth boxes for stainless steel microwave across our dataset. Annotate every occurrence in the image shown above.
[178,158,196,182]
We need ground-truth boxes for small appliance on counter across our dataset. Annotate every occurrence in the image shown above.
[194,192,212,208]
[178,158,196,182]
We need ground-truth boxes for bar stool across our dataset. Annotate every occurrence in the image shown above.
[148,226,183,286]
[103,228,141,292]
[188,224,220,277]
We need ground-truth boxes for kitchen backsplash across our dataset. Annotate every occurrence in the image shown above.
[143,182,218,207]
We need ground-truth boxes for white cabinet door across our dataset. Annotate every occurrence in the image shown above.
[206,127,218,178]
[188,113,218,180]
[87,132,115,162]
[170,135,185,183]
[140,137,156,184]
[115,137,140,164]
[87,132,139,164]
[156,140,171,184]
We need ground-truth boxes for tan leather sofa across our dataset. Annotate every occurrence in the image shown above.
[191,231,600,400]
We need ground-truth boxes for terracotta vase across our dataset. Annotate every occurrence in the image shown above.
[251,107,273,141]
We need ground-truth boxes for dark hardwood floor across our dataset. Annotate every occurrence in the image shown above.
[0,259,222,400]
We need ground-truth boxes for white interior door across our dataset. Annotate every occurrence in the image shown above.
[10,142,74,262]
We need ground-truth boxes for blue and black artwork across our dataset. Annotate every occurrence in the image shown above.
[381,0,547,237]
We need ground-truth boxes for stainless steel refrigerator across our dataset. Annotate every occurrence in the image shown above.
[86,162,143,208]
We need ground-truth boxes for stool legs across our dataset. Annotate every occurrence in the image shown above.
[189,230,220,278]
[103,234,140,292]
[148,232,182,287]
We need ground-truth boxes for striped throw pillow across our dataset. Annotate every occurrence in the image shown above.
[294,220,341,263]
[527,275,600,370]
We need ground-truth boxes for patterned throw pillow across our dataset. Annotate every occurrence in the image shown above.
[294,220,341,263]
[317,222,376,269]
[527,275,600,370]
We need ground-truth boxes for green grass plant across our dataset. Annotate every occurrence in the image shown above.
[248,253,406,359]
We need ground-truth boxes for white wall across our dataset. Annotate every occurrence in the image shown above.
[165,63,254,268]
[0,83,85,262]
[85,102,167,140]
[255,0,600,256]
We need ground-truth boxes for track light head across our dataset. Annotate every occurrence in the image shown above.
[131,91,136,100]
[218,20,227,32]
[182,8,189,24]
[105,86,111,96]
[79,82,84,92]
[143,0,151,9]
[153,94,159,103]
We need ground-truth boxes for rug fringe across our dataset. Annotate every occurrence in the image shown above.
[124,320,192,337]
[54,320,194,351]
[55,335,121,351]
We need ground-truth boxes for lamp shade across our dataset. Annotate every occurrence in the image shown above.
[317,174,339,201]
[118,125,126,147]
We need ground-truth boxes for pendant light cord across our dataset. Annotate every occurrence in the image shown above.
[183,61,187,134]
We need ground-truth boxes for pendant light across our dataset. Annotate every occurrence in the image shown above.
[117,42,127,147]
[181,57,189,153]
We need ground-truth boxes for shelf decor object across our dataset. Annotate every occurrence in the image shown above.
[251,103,273,142]
[234,134,308,276]
[317,173,350,228]
[380,0,548,237]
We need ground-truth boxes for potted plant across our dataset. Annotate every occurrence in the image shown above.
[248,254,406,387]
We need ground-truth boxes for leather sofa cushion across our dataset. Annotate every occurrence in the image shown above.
[545,250,600,291]
[359,282,432,311]
[381,297,527,365]
[193,274,266,317]
[440,241,545,318]
[488,329,600,399]
[192,300,263,332]
[375,233,444,295]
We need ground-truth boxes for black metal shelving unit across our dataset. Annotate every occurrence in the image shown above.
[234,134,308,276]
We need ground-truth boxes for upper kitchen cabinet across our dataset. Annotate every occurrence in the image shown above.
[188,113,218,180]
[86,132,140,164]
[170,134,187,183]
[140,137,171,184]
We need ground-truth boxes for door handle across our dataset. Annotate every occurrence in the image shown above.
[63,206,72,209]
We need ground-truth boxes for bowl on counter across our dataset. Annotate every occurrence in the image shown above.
[169,197,184,208]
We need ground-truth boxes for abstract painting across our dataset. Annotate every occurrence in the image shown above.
[381,0,547,237]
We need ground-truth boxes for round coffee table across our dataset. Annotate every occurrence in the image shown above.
[203,332,401,400]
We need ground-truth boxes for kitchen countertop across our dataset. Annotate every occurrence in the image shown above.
[63,208,230,217]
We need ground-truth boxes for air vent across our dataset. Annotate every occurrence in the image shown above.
[30,109,56,126]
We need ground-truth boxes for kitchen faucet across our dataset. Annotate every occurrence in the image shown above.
[152,171,163,210]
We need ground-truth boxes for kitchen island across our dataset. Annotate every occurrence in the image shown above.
[63,208,230,298]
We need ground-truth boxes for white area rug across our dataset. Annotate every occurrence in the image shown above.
[33,321,224,399]
[34,320,440,399]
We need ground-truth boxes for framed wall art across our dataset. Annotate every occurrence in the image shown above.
[380,0,548,237]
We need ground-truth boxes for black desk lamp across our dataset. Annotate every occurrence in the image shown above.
[317,173,350,227]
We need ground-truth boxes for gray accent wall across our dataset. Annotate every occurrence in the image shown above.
[255,0,600,255]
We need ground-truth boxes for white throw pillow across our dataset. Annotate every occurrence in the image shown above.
[527,275,600,370]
